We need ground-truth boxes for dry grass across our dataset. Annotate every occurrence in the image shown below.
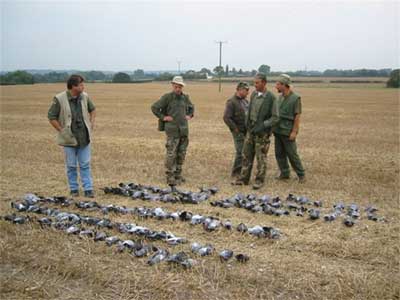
[0,81,399,300]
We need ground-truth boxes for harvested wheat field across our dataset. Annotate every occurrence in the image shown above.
[0,81,399,300]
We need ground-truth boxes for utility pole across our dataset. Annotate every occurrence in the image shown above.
[177,60,182,74]
[215,41,227,92]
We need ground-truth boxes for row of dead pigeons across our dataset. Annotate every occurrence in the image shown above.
[210,193,386,226]
[103,182,218,204]
[10,194,282,239]
[3,194,252,266]
[74,200,282,239]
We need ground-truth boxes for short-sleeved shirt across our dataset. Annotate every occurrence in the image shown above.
[48,91,96,148]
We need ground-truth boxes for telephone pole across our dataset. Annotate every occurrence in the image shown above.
[215,41,227,92]
[177,60,182,74]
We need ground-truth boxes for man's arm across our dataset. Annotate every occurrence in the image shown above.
[151,94,169,120]
[263,96,280,129]
[87,97,96,130]
[89,109,96,130]
[49,119,63,132]
[186,95,194,120]
[223,100,238,132]
[289,97,302,140]
[48,97,62,131]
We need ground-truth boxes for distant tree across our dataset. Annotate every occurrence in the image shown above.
[200,67,211,75]
[0,70,34,85]
[387,69,400,88]
[251,69,257,76]
[225,64,229,76]
[238,68,243,75]
[112,72,131,83]
[78,71,106,81]
[232,67,237,76]
[155,72,174,81]
[213,66,224,76]
[133,69,145,78]
[258,65,271,75]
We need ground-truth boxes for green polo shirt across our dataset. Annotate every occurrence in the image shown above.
[48,91,96,148]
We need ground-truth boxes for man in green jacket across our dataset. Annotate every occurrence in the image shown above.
[234,73,279,189]
[223,82,250,182]
[151,76,194,186]
[48,74,96,197]
[273,74,306,183]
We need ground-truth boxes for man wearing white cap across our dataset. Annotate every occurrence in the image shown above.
[151,76,195,186]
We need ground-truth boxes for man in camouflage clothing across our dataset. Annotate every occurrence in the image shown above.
[151,76,194,186]
[223,82,249,182]
[234,73,279,190]
[273,74,306,183]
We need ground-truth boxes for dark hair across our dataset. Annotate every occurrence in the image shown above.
[255,72,267,83]
[67,74,85,89]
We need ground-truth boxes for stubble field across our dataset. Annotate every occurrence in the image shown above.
[0,81,399,300]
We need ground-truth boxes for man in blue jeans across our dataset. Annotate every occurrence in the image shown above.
[48,74,96,197]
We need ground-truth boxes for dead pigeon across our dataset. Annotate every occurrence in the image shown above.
[235,254,250,263]
[219,249,234,261]
[237,223,248,233]
[308,209,320,220]
[148,249,169,265]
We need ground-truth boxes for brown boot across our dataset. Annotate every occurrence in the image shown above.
[233,178,249,186]
[275,174,290,181]
[167,175,176,186]
[252,180,264,190]
[175,175,186,185]
[298,175,306,183]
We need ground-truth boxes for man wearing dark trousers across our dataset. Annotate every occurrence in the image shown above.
[223,82,250,183]
[273,74,306,183]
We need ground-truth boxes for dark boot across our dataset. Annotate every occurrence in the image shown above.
[84,190,95,198]
[70,190,79,197]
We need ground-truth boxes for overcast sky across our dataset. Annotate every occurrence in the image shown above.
[1,0,399,72]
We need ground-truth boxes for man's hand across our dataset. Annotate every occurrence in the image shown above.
[185,115,192,121]
[252,123,265,135]
[49,119,63,132]
[163,116,173,122]
[289,131,297,141]
[91,122,95,131]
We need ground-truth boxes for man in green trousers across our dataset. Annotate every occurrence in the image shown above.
[273,74,306,183]
[151,76,194,186]
[223,82,250,183]
[234,73,279,190]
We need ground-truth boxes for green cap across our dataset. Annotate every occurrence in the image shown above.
[255,72,267,82]
[277,74,292,85]
[236,81,249,90]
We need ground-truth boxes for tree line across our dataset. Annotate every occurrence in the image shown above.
[1,67,398,87]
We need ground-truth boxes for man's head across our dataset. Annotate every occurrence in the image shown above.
[236,81,249,98]
[254,72,267,92]
[170,76,185,95]
[275,74,291,93]
[67,74,85,95]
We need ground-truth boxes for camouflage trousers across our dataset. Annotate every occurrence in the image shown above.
[239,132,271,184]
[165,135,189,185]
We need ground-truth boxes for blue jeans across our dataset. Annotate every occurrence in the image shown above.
[63,145,93,191]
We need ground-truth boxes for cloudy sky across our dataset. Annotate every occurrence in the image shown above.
[1,0,399,72]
